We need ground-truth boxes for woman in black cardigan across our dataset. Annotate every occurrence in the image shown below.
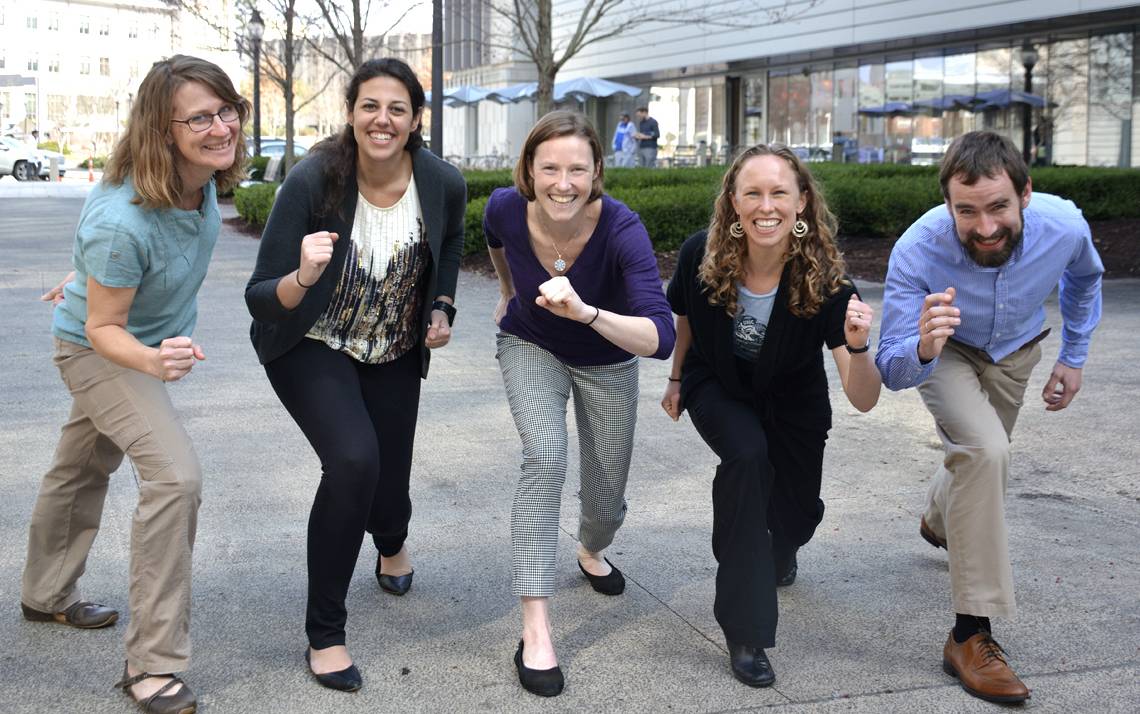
[662,144,880,688]
[245,58,466,691]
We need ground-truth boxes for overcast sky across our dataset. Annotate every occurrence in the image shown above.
[390,1,432,34]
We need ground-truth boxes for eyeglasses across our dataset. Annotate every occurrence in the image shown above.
[171,105,239,133]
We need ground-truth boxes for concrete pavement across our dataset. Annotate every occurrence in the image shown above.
[1,188,1137,712]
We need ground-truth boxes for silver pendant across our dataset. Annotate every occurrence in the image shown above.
[554,258,566,272]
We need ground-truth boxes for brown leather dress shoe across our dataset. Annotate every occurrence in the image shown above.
[920,516,947,550]
[942,630,1030,703]
[21,600,119,629]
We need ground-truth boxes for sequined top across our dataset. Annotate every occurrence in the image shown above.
[306,176,428,363]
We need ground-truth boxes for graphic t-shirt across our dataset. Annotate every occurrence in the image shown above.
[732,282,777,362]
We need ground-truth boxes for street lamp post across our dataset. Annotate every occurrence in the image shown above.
[1020,42,1039,165]
[249,9,265,157]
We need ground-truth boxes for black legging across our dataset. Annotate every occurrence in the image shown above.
[265,338,421,649]
[685,376,826,649]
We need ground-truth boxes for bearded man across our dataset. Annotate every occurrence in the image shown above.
[875,131,1103,704]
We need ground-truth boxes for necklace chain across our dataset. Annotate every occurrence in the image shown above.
[547,224,583,273]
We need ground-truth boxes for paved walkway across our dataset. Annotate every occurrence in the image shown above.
[1,193,1137,712]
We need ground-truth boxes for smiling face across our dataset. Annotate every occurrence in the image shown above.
[729,154,808,256]
[348,75,422,166]
[529,135,598,223]
[945,170,1031,267]
[169,81,240,179]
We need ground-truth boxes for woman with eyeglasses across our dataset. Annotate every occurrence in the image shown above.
[246,58,466,692]
[20,55,247,714]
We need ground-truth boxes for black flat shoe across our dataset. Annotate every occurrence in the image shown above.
[375,555,414,596]
[514,640,564,697]
[725,639,776,687]
[577,558,625,595]
[775,547,798,587]
[305,649,362,692]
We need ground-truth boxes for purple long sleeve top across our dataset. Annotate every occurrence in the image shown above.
[483,188,675,366]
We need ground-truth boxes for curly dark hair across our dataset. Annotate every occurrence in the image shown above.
[309,57,425,218]
[698,144,848,318]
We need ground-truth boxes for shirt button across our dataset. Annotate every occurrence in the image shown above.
[998,303,1004,309]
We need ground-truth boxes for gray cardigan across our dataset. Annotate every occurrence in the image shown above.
[244,146,467,376]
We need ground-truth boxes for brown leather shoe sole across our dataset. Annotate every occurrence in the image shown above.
[920,517,947,550]
[21,602,119,629]
[942,658,1030,703]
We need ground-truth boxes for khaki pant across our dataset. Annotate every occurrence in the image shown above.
[22,338,201,673]
[917,339,1041,619]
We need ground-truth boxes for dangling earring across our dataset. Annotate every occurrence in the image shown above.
[729,221,745,238]
[791,216,809,238]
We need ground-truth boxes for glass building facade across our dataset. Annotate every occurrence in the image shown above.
[641,29,1140,167]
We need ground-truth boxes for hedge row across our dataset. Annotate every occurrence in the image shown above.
[233,182,280,227]
[235,164,1140,254]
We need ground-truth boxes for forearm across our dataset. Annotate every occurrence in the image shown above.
[488,247,515,297]
[275,270,310,310]
[589,310,659,357]
[840,350,882,412]
[86,323,159,378]
[669,316,692,378]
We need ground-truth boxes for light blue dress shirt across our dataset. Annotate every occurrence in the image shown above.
[876,192,1103,391]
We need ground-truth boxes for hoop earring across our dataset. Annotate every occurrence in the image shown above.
[729,221,745,238]
[791,217,809,238]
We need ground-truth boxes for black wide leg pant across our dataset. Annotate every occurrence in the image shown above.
[265,338,422,649]
[685,377,827,648]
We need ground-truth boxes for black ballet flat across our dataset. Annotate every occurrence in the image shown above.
[514,640,564,697]
[304,649,362,692]
[375,555,414,596]
[725,639,776,688]
[577,558,625,595]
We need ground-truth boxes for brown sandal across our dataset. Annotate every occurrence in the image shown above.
[114,662,198,714]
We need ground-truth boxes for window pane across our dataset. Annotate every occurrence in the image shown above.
[943,52,976,150]
[743,74,766,146]
[975,47,1011,132]
[1049,38,1089,165]
[786,72,810,154]
[809,69,833,160]
[768,73,789,145]
[1088,33,1132,167]
[913,55,945,164]
[858,63,885,163]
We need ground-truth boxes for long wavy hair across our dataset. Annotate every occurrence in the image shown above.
[698,144,847,318]
[310,57,425,218]
[103,55,249,208]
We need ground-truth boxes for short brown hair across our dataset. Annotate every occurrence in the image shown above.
[513,110,605,202]
[104,54,249,208]
[939,131,1029,200]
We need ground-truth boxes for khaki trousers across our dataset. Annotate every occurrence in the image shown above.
[22,338,202,673]
[917,339,1041,619]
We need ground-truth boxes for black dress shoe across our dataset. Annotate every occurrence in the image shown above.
[577,558,625,595]
[774,547,798,587]
[725,639,776,687]
[22,600,119,629]
[375,555,414,596]
[305,650,362,692]
[514,640,564,697]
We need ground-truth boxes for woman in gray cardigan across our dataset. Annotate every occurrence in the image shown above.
[245,58,466,692]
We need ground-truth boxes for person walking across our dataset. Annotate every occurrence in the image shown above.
[632,106,660,168]
[876,131,1103,704]
[484,110,675,697]
[245,58,466,692]
[612,112,638,167]
[662,143,881,687]
[21,55,248,714]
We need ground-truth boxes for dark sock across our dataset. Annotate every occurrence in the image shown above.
[953,614,992,643]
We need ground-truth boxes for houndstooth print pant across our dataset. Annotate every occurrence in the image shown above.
[496,333,640,597]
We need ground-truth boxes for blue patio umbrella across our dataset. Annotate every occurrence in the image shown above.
[912,94,980,112]
[857,102,914,116]
[972,89,1049,111]
[424,85,491,107]
[553,77,642,103]
[483,82,538,104]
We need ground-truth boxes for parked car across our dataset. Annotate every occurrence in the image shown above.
[246,137,309,159]
[37,149,68,180]
[0,137,41,181]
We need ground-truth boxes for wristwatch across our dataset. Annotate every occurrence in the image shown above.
[845,342,870,354]
[432,300,457,326]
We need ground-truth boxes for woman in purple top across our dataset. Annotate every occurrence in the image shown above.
[484,111,675,697]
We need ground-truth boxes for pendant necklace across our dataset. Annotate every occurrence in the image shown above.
[547,225,578,273]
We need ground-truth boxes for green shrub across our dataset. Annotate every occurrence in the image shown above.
[233,182,280,227]
[37,141,62,153]
[246,154,305,181]
[1029,167,1140,220]
[464,196,489,256]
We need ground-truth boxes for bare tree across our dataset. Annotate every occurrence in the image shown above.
[473,0,820,115]
[308,0,421,76]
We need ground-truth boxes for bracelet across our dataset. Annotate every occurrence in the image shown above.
[295,271,316,289]
[432,300,457,326]
[668,377,681,382]
[585,305,600,326]
[845,342,870,354]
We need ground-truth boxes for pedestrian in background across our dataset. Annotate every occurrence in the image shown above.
[484,110,675,697]
[633,106,660,168]
[21,55,248,714]
[245,57,466,693]
[663,144,880,688]
[611,112,638,167]
[876,131,1103,705]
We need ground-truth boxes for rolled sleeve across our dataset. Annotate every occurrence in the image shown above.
[81,221,145,289]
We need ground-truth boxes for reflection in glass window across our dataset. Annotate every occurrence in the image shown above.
[858,64,885,163]
[809,69,833,160]
[833,66,857,162]
[769,73,789,146]
[787,72,810,154]
[743,74,766,146]
[943,52,976,150]
[1011,44,1048,161]
[913,55,945,164]
[885,60,914,163]
[1087,33,1133,167]
[1049,38,1089,165]
[975,47,1011,132]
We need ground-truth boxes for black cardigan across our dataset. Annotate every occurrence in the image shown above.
[245,147,467,376]
[666,231,855,432]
